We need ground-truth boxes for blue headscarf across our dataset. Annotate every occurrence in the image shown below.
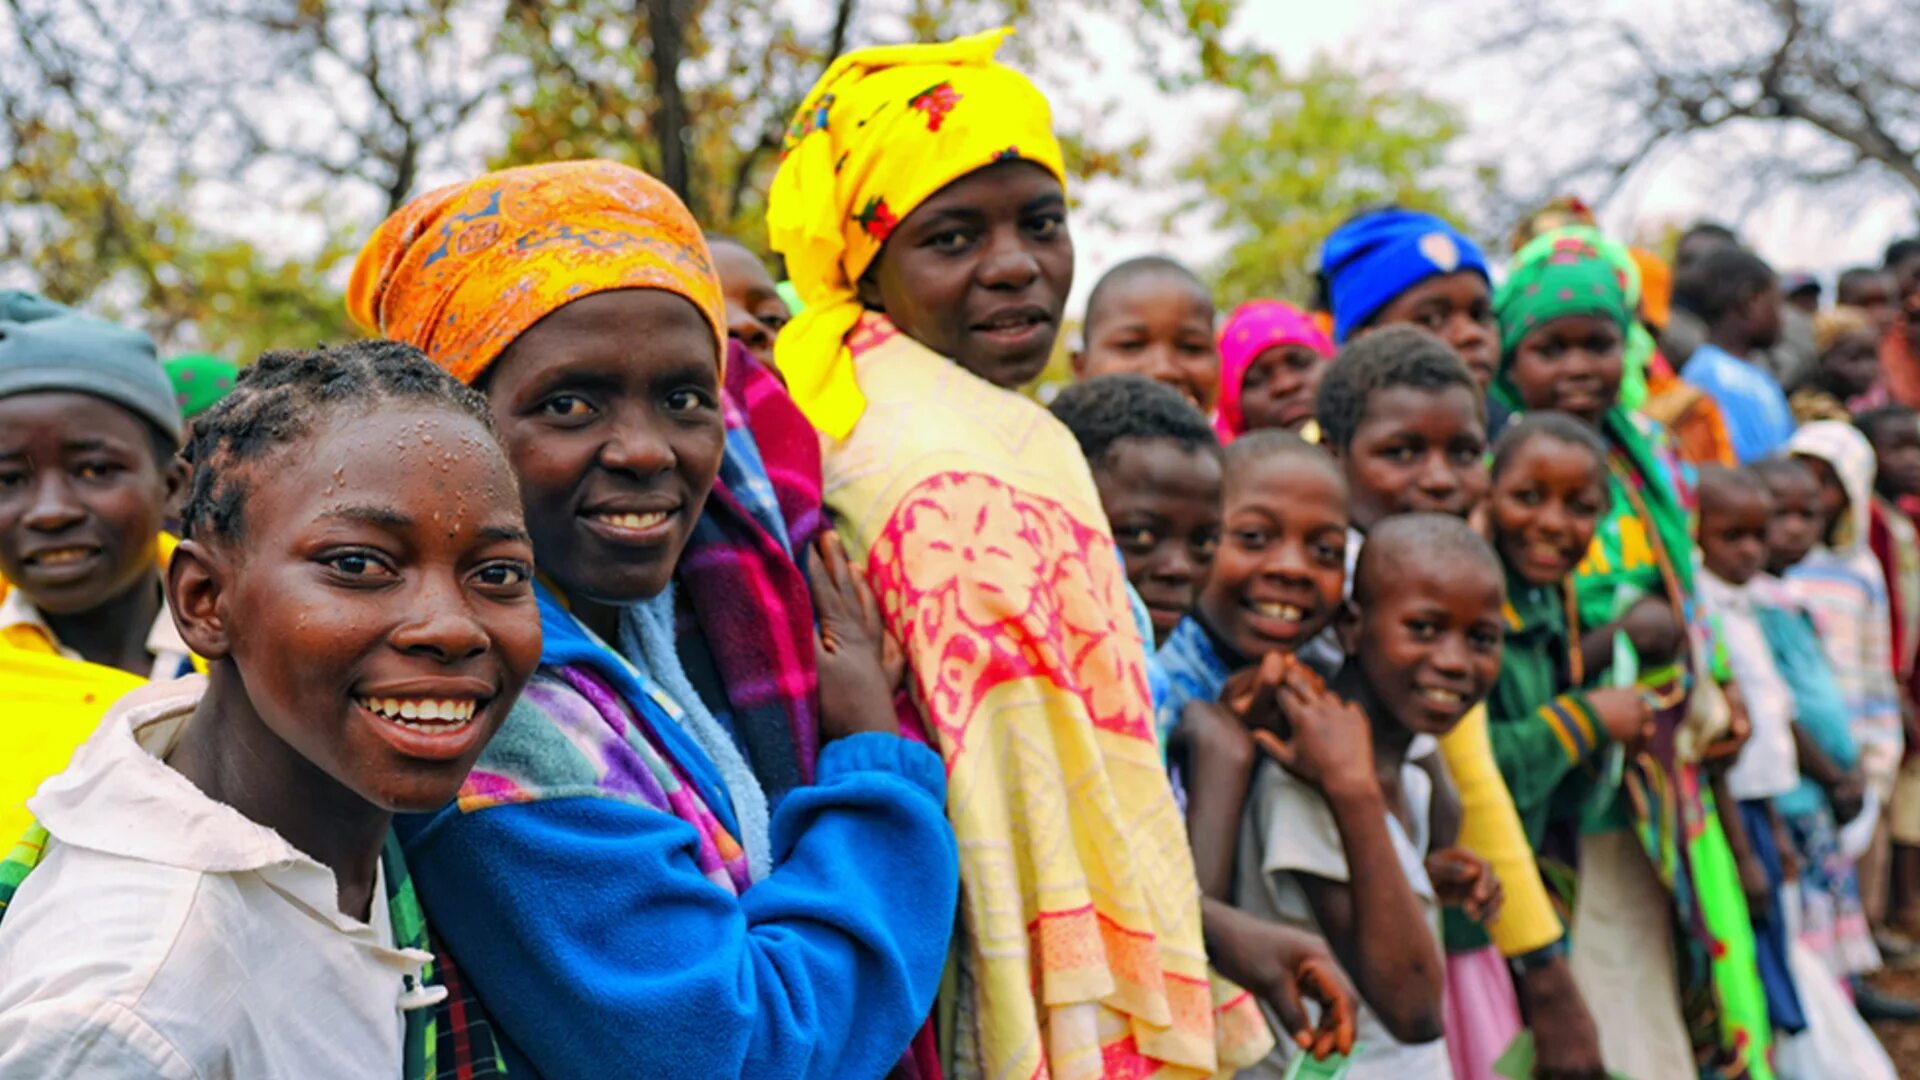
[1318,209,1489,344]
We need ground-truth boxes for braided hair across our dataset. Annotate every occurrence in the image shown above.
[179,340,499,542]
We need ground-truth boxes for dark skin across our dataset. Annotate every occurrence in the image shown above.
[1091,437,1222,644]
[1839,273,1902,339]
[1504,314,1626,429]
[1814,330,1883,403]
[1331,384,1488,531]
[1073,272,1220,413]
[1201,897,1358,1060]
[0,392,188,676]
[1761,462,1823,576]
[1707,279,1785,358]
[1238,344,1329,434]
[1864,414,1920,500]
[710,239,791,368]
[1365,271,1499,391]
[1194,454,1348,663]
[1894,253,1920,350]
[858,161,1072,390]
[165,405,542,919]
[1795,454,1850,548]
[481,288,898,741]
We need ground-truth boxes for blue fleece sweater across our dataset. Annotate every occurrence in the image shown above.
[396,588,959,1079]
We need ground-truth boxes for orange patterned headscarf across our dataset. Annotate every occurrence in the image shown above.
[348,160,726,385]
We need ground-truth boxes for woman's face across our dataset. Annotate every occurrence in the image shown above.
[1370,271,1499,390]
[858,161,1073,389]
[483,289,727,605]
[1238,344,1328,433]
[1505,313,1625,427]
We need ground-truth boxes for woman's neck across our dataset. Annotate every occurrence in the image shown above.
[1707,325,1755,360]
[567,591,625,647]
[44,570,164,676]
[167,665,391,921]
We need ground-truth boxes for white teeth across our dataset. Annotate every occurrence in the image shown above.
[1421,688,1463,705]
[1253,602,1305,621]
[34,547,91,565]
[597,511,669,529]
[355,697,478,727]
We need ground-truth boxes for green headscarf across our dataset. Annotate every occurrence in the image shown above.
[1506,226,1652,410]
[162,353,239,421]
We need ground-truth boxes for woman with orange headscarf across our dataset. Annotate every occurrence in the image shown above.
[349,159,959,1078]
[763,28,1365,1080]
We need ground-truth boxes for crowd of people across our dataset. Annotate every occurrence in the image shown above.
[2,25,1920,1080]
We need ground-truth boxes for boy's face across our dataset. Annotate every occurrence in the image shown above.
[1699,484,1773,586]
[0,391,181,616]
[1505,314,1625,428]
[1196,455,1348,662]
[1762,465,1823,573]
[485,289,727,605]
[1867,416,1920,498]
[1841,273,1901,338]
[1794,453,1849,544]
[711,241,790,368]
[183,406,542,813]
[1238,344,1327,433]
[859,161,1073,389]
[1092,437,1223,644]
[1487,434,1606,587]
[1819,330,1883,400]
[1369,271,1499,391]
[1075,272,1220,414]
[1335,383,1488,531]
[1745,281,1785,351]
[1345,556,1504,737]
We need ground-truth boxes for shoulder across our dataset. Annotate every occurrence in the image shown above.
[0,844,202,1011]
[0,995,197,1079]
[1247,761,1344,879]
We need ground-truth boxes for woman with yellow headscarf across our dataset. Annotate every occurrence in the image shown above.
[349,159,960,1078]
[768,29,1313,1079]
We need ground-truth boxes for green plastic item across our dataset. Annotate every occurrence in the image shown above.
[1493,1031,1633,1080]
[1281,1048,1353,1080]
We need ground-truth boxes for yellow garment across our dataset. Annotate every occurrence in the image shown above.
[0,535,191,843]
[348,160,728,386]
[826,314,1271,1078]
[765,28,1065,440]
[1437,704,1565,955]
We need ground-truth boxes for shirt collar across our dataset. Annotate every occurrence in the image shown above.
[0,580,190,679]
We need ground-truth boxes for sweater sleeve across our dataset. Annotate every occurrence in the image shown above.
[1436,704,1565,956]
[400,732,958,1080]
[1486,690,1609,828]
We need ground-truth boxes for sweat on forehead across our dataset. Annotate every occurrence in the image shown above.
[1352,512,1499,605]
[1221,428,1345,493]
[179,340,503,544]
[1082,255,1212,327]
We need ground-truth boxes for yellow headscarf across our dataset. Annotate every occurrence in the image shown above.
[348,160,727,386]
[766,28,1065,439]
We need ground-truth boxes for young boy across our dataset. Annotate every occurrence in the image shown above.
[1675,246,1794,463]
[1050,374,1222,647]
[1857,405,1920,938]
[1236,513,1505,1079]
[707,236,793,368]
[0,292,190,841]
[1694,465,1810,1037]
[1072,255,1222,415]
[1793,307,1886,423]
[1838,267,1902,341]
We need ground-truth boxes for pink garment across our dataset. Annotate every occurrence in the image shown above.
[1444,945,1524,1079]
[1214,299,1334,441]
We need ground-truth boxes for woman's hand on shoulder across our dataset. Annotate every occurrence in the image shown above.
[808,532,902,741]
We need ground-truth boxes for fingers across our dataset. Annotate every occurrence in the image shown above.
[1299,958,1357,1058]
[1260,961,1310,1052]
[1251,729,1293,769]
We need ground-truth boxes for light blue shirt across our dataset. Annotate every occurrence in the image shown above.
[1682,343,1795,463]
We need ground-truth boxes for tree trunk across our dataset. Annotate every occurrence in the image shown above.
[646,0,690,203]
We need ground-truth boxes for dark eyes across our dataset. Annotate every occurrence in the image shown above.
[325,551,395,579]
[474,562,533,589]
[665,387,716,413]
[542,394,593,419]
[928,229,972,253]
[1026,213,1065,240]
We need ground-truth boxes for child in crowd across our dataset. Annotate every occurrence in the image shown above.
[1050,374,1223,648]
[1214,299,1335,442]
[1786,422,1907,944]
[1793,306,1886,423]
[1315,327,1604,1079]
[1316,208,1500,396]
[1857,405,1920,939]
[0,342,544,1076]
[0,292,192,842]
[1235,513,1506,1079]
[1073,255,1221,414]
[1838,267,1903,342]
[1694,465,1810,1039]
[707,235,793,368]
[1676,246,1794,463]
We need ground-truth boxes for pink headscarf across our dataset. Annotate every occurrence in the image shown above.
[1214,299,1334,440]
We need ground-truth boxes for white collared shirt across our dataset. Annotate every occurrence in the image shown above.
[0,584,192,681]
[0,678,438,1079]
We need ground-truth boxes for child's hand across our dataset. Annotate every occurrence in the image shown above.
[1517,959,1607,1080]
[1737,852,1772,912]
[1253,662,1375,796]
[1425,847,1503,924]
[1700,692,1751,776]
[808,533,900,741]
[1829,771,1867,825]
[1586,687,1654,747]
[1223,915,1358,1061]
[1620,596,1685,668]
[1221,651,1312,740]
